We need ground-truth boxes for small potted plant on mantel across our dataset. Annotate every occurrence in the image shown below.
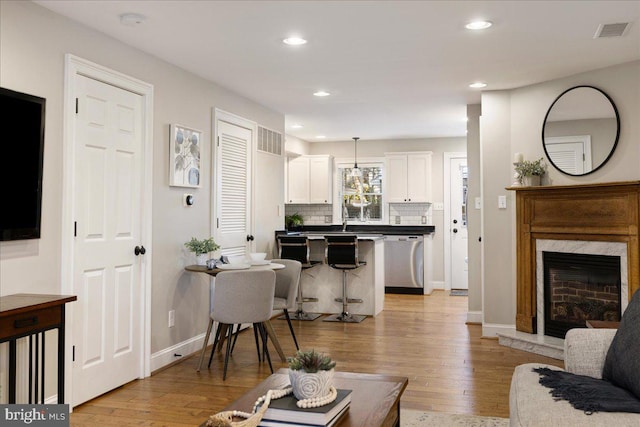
[184,237,220,266]
[515,157,546,186]
[287,349,336,401]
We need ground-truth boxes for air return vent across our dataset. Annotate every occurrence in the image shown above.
[594,22,631,38]
[257,126,283,155]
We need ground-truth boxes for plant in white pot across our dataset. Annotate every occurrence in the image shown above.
[287,349,336,402]
[515,158,546,186]
[184,237,220,265]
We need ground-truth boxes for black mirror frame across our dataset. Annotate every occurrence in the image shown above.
[542,85,620,177]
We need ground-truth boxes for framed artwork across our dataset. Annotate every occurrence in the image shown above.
[170,124,201,187]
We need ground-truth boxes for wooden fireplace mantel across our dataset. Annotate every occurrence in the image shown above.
[508,181,640,333]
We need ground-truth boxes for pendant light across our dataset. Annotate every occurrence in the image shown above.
[350,137,362,177]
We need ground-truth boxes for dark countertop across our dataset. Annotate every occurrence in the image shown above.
[278,224,435,236]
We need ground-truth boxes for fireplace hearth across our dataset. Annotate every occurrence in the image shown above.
[543,251,621,338]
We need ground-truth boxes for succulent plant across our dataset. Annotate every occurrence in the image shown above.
[287,349,336,373]
[184,237,220,256]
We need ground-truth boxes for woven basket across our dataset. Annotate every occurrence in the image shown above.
[206,390,274,427]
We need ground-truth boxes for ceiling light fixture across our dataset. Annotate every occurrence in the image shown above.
[465,20,492,30]
[120,13,146,26]
[283,36,307,45]
[350,137,362,177]
[316,135,326,139]
[291,124,303,129]
[313,90,330,97]
[469,82,487,88]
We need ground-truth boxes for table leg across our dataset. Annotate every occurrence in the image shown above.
[58,306,66,403]
[197,319,214,372]
[263,320,286,362]
[9,339,16,404]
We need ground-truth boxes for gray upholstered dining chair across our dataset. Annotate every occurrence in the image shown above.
[271,259,302,350]
[198,269,276,380]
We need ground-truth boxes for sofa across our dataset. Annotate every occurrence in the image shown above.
[509,328,640,426]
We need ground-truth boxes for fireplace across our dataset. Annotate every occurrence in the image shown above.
[543,251,621,338]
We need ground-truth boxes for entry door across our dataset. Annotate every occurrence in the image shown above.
[450,157,469,290]
[72,75,144,405]
[215,119,253,256]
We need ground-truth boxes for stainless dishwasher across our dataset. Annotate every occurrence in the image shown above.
[384,235,424,294]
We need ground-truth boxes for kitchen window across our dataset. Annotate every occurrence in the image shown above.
[338,163,383,223]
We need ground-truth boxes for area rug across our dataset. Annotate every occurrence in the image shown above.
[401,408,509,427]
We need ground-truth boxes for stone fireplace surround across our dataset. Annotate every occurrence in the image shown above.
[500,181,640,359]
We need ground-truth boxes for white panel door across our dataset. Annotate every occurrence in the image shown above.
[450,157,469,290]
[216,120,252,256]
[73,75,144,405]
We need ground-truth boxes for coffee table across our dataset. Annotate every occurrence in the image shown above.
[201,369,408,427]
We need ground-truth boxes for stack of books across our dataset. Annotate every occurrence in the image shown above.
[259,389,352,427]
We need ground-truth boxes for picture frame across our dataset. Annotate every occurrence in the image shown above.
[169,124,202,188]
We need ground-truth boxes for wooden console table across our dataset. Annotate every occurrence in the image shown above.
[0,293,77,403]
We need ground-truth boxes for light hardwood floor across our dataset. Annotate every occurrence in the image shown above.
[70,291,562,426]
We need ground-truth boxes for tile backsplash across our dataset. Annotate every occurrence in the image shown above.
[285,204,334,225]
[285,202,432,226]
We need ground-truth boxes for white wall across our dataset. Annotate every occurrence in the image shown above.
[0,0,284,376]
[478,60,640,336]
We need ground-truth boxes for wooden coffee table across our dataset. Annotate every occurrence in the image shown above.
[201,369,408,427]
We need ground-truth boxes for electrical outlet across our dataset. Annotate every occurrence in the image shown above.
[168,310,175,328]
[498,195,507,209]
[421,216,427,224]
[395,215,401,224]
[475,197,482,209]
[325,215,332,223]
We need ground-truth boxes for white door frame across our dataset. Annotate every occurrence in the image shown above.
[61,54,154,404]
[443,152,467,291]
[212,109,257,252]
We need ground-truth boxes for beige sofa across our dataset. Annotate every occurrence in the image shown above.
[509,328,640,426]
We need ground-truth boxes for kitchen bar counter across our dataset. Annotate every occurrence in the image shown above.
[282,224,435,236]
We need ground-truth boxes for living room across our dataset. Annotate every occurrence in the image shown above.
[1,1,639,425]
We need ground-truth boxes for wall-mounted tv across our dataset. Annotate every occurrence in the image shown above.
[0,87,46,241]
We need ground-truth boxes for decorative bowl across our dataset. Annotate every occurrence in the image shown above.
[249,252,267,262]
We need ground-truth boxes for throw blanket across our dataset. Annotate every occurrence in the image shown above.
[534,367,640,414]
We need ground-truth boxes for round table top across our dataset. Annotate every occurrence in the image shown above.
[185,262,285,276]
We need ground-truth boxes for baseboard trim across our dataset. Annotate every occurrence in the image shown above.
[151,333,206,373]
[466,311,482,324]
[430,281,445,290]
[482,323,515,338]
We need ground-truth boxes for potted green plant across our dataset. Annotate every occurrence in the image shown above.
[184,237,220,265]
[515,158,546,186]
[285,213,304,230]
[287,349,336,401]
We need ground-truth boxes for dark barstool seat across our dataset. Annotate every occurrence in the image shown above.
[323,235,366,323]
[277,235,322,321]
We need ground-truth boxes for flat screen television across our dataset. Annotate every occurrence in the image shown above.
[0,87,46,241]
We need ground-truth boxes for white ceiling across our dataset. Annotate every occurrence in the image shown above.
[35,1,640,142]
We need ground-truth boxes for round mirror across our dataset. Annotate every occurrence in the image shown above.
[542,86,619,176]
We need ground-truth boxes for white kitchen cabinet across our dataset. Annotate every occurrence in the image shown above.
[286,155,333,204]
[385,152,432,203]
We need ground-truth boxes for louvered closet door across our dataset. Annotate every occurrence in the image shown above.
[545,141,585,174]
[216,120,252,256]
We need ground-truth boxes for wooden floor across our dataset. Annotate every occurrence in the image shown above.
[70,292,562,426]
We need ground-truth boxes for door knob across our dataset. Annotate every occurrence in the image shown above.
[453,228,458,234]
[134,245,146,256]
[453,219,458,224]
[246,235,254,242]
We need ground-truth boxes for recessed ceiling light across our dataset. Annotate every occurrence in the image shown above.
[465,20,492,30]
[120,13,146,26]
[316,135,326,139]
[291,124,303,129]
[283,37,307,45]
[313,91,330,97]
[469,82,487,88]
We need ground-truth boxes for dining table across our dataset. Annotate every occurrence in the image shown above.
[185,262,288,370]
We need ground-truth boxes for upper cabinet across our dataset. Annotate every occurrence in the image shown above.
[286,155,333,204]
[385,152,432,203]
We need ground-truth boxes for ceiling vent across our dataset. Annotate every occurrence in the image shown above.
[257,126,283,156]
[594,22,631,38]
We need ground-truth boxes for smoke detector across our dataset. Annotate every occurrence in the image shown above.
[120,13,146,26]
[594,22,631,38]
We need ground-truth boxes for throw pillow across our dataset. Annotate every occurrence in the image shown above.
[602,289,640,399]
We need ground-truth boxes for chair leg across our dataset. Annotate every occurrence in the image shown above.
[253,325,262,362]
[208,324,223,369]
[222,323,234,380]
[230,324,241,354]
[258,323,273,374]
[283,309,300,350]
[196,318,213,372]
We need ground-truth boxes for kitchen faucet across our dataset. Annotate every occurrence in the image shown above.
[342,203,349,231]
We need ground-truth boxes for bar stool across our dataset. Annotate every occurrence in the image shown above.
[277,235,322,321]
[323,234,366,323]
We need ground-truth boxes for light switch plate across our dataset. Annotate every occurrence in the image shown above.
[475,197,481,209]
[433,202,444,211]
[498,195,507,209]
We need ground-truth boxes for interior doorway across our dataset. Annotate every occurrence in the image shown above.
[444,153,468,291]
